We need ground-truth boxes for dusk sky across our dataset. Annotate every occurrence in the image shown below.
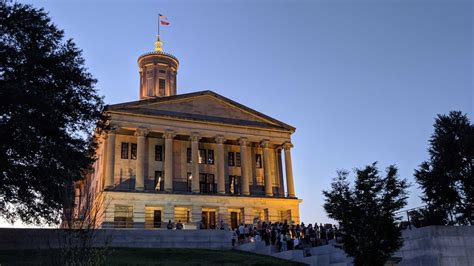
[4,0,472,227]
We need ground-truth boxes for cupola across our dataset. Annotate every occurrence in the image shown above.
[137,35,179,99]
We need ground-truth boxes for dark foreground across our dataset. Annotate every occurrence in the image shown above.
[0,248,304,265]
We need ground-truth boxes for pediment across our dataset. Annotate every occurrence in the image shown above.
[107,91,294,131]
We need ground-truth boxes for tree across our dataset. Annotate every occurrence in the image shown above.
[0,1,106,225]
[414,111,473,225]
[323,163,409,266]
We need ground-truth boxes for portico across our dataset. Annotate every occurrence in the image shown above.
[104,126,296,199]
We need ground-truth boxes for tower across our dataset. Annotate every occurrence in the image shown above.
[138,35,179,99]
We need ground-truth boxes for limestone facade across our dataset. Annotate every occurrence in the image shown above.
[73,44,301,230]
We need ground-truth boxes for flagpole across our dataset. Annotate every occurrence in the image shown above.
[158,14,160,36]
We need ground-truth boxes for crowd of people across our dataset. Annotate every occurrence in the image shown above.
[231,221,342,252]
[164,218,341,253]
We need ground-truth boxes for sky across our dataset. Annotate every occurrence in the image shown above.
[2,0,472,227]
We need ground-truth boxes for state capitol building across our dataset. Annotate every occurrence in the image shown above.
[72,34,302,230]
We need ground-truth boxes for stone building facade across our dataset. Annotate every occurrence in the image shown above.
[73,36,301,229]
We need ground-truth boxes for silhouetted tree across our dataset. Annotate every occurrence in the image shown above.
[415,111,473,225]
[323,163,409,266]
[0,1,106,225]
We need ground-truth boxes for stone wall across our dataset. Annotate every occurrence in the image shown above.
[396,225,474,266]
[0,228,233,250]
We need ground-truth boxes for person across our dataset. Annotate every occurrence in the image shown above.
[264,225,270,246]
[286,233,293,250]
[327,224,334,240]
[244,224,250,243]
[199,219,204,230]
[280,233,287,251]
[176,220,183,230]
[232,230,237,247]
[296,224,301,239]
[254,232,261,242]
[219,219,225,230]
[315,224,321,245]
[320,223,326,245]
[238,223,245,244]
[294,237,300,250]
[276,232,282,252]
[309,224,316,247]
[166,220,173,230]
[271,227,276,246]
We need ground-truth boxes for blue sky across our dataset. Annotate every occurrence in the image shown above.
[4,0,472,227]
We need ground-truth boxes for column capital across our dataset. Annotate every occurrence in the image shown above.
[238,137,248,146]
[215,135,225,144]
[163,130,175,139]
[260,139,270,148]
[134,127,149,137]
[189,132,201,142]
[283,142,293,150]
[107,125,119,135]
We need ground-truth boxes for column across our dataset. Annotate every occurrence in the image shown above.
[163,130,175,192]
[215,135,225,194]
[283,142,295,198]
[218,206,229,229]
[261,139,273,196]
[163,204,174,224]
[190,133,200,193]
[191,205,202,229]
[239,137,250,196]
[277,149,285,196]
[135,128,148,191]
[268,209,280,223]
[243,207,254,225]
[105,128,117,189]
[133,203,145,228]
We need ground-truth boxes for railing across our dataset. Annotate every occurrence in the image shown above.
[395,205,429,230]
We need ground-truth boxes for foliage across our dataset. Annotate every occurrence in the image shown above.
[415,111,473,225]
[0,0,106,225]
[323,163,409,266]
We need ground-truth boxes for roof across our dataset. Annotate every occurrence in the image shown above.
[106,90,295,132]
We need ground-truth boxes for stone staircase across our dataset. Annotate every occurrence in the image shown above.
[235,240,353,266]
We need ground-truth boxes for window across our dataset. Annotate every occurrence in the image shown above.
[207,174,215,193]
[114,205,133,228]
[121,143,129,159]
[159,69,166,74]
[131,144,137,160]
[208,150,214,165]
[189,149,214,165]
[175,207,191,223]
[256,154,262,168]
[187,148,192,163]
[155,145,163,161]
[198,149,206,164]
[146,78,154,96]
[199,173,207,193]
[228,152,235,166]
[187,172,192,192]
[153,210,162,228]
[229,176,241,195]
[159,78,166,94]
[199,173,216,194]
[154,171,163,191]
[236,152,241,167]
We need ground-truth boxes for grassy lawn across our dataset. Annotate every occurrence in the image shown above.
[0,248,305,265]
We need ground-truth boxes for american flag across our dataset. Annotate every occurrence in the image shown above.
[159,14,170,25]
